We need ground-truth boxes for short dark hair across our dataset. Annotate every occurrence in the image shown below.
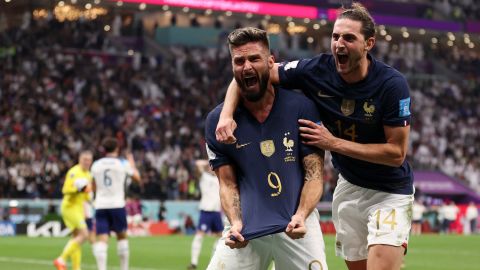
[227,27,270,52]
[102,137,118,153]
[338,2,376,39]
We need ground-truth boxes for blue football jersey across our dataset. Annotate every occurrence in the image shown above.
[205,88,321,240]
[278,53,413,195]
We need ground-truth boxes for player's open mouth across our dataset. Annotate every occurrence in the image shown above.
[244,75,258,88]
[337,53,348,65]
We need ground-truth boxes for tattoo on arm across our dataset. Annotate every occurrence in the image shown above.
[231,191,242,221]
[303,152,324,182]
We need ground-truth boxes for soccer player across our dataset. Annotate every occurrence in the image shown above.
[90,137,141,270]
[187,159,224,270]
[54,150,93,270]
[216,3,414,270]
[205,27,328,270]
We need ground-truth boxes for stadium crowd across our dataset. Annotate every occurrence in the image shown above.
[0,14,479,202]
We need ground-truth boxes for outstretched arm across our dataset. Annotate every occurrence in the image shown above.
[215,164,248,248]
[286,152,324,239]
[216,63,281,143]
[299,120,409,167]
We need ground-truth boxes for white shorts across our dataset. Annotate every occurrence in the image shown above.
[207,209,328,270]
[332,175,414,261]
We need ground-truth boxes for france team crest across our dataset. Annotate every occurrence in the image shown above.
[260,140,275,157]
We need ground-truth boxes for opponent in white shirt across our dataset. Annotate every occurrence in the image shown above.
[91,137,141,270]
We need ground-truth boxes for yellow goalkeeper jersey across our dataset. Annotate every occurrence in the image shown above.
[61,164,92,210]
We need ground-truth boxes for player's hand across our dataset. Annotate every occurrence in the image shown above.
[299,119,337,151]
[225,223,248,249]
[215,117,237,144]
[285,214,307,239]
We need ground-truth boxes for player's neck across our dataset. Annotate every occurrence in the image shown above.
[243,86,275,123]
[105,152,118,158]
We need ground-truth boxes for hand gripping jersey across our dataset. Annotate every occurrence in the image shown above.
[205,88,321,240]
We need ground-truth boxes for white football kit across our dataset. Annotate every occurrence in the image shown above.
[91,157,134,209]
[198,171,222,212]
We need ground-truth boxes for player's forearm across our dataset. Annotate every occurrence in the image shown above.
[219,79,241,119]
[219,184,242,226]
[330,138,406,167]
[296,153,324,218]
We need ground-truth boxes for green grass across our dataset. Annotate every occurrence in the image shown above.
[0,234,479,270]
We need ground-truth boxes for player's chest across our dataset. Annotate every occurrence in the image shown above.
[228,119,301,164]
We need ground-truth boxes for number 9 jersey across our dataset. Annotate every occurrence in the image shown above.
[91,157,135,209]
[205,88,321,240]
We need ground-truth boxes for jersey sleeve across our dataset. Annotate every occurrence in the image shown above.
[62,168,78,194]
[278,58,312,90]
[298,97,322,157]
[205,107,232,170]
[382,75,412,127]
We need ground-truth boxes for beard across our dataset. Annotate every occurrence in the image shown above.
[235,69,270,102]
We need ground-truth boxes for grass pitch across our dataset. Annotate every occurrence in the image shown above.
[0,234,479,270]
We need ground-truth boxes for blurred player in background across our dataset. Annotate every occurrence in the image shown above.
[91,137,141,270]
[411,199,426,235]
[187,159,224,270]
[205,27,327,270]
[54,151,93,270]
[216,3,414,270]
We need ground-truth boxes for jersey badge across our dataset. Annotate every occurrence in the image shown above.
[283,60,299,70]
[283,132,296,162]
[399,97,411,117]
[363,100,375,118]
[341,99,355,116]
[260,140,275,157]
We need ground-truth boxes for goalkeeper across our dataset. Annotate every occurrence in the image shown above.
[54,151,94,270]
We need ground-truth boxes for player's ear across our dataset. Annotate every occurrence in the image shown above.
[268,54,275,69]
[365,37,375,52]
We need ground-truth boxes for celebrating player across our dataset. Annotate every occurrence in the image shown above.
[216,3,414,270]
[205,27,328,270]
[91,137,141,270]
[54,151,93,270]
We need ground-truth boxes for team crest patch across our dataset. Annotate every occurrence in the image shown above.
[341,99,355,116]
[363,100,375,117]
[260,140,275,157]
[283,132,296,162]
[399,97,411,117]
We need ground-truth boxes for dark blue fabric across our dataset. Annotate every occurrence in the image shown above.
[205,88,321,240]
[278,53,413,195]
[95,207,128,234]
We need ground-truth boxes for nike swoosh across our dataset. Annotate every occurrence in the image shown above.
[375,231,390,237]
[236,142,251,149]
[317,92,335,98]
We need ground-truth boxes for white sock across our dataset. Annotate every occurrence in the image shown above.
[117,239,129,270]
[93,242,108,270]
[191,234,203,265]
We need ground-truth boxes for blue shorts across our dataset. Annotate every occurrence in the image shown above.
[95,208,128,235]
[86,218,95,232]
[198,210,223,233]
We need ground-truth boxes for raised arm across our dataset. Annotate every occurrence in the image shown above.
[126,153,141,182]
[285,152,324,239]
[216,63,280,143]
[215,164,248,248]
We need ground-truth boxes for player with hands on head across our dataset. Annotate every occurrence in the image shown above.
[90,137,141,270]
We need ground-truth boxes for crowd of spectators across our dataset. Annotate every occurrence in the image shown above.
[0,14,479,202]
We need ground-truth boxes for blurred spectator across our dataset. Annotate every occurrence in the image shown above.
[465,202,478,234]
